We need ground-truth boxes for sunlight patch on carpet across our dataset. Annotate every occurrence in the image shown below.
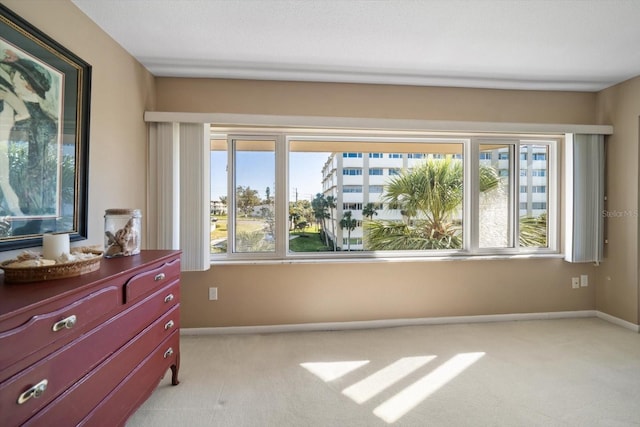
[342,356,437,404]
[300,360,369,382]
[301,352,484,424]
[373,352,485,423]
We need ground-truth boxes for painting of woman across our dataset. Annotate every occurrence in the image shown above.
[0,43,62,234]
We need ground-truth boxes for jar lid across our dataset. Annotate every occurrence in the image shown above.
[105,208,141,217]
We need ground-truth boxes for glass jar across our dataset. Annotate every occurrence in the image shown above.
[104,208,141,258]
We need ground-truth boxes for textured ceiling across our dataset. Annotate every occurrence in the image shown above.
[71,0,640,91]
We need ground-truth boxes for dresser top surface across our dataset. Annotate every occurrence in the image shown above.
[0,250,181,320]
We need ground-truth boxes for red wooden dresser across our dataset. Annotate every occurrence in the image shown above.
[0,250,181,426]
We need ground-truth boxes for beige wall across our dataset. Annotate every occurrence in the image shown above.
[156,78,603,328]
[0,0,155,260]
[157,78,596,124]
[596,76,640,324]
[182,259,595,328]
[3,1,632,329]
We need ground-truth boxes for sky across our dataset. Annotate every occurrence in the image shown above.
[211,151,330,202]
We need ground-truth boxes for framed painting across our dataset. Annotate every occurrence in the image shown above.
[0,5,91,251]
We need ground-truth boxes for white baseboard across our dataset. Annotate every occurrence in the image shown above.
[181,310,600,336]
[596,311,640,332]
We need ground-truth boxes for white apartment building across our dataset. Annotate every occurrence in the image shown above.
[210,200,228,215]
[321,147,548,251]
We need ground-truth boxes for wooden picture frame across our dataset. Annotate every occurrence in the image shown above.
[0,4,91,251]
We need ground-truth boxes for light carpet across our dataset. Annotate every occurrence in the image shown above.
[126,317,640,427]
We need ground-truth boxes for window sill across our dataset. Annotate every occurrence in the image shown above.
[209,252,565,266]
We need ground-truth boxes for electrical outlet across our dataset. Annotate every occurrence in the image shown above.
[208,287,218,300]
[580,275,589,287]
[572,277,580,289]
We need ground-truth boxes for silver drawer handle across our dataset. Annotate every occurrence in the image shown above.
[154,273,166,281]
[163,347,174,359]
[52,315,77,332]
[164,294,174,303]
[17,379,48,405]
[164,320,175,330]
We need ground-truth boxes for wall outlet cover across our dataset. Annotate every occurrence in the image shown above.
[580,275,589,287]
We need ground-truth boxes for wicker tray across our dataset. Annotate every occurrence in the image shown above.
[0,248,103,283]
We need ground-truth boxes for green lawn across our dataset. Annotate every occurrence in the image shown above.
[289,231,331,252]
[211,217,332,252]
[211,215,265,240]
[211,216,228,240]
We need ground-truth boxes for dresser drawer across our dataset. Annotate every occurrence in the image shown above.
[124,257,180,303]
[121,279,179,336]
[0,285,120,373]
[79,331,180,427]
[23,305,180,426]
[0,280,179,426]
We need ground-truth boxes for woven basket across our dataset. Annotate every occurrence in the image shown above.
[0,248,103,283]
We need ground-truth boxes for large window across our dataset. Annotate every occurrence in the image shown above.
[210,133,558,259]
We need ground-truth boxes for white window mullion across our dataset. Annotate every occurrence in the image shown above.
[511,141,520,249]
[227,135,237,254]
[547,141,559,252]
[276,134,287,256]
[465,139,477,253]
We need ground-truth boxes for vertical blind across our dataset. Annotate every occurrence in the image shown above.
[148,122,210,271]
[148,122,179,250]
[564,133,605,263]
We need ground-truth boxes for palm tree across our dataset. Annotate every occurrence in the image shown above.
[236,230,274,252]
[288,211,300,231]
[367,157,500,250]
[362,203,378,220]
[362,202,378,250]
[383,157,464,230]
[519,213,547,247]
[289,200,313,231]
[339,211,358,251]
[365,219,462,249]
[311,193,330,246]
[264,186,271,204]
[326,195,337,251]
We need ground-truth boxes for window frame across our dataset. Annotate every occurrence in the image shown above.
[225,134,287,260]
[471,138,558,255]
[211,131,559,262]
